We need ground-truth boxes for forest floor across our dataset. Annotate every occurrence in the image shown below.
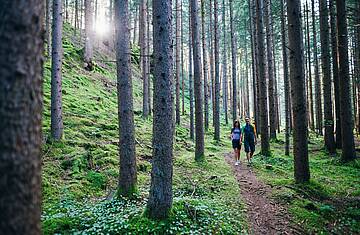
[41,24,360,234]
[225,152,303,235]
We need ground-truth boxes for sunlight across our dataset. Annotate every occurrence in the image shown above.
[95,18,109,37]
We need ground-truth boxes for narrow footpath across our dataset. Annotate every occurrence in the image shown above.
[225,153,303,235]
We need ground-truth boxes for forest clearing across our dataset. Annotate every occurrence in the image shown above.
[0,0,359,234]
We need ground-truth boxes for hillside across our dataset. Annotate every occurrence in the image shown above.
[41,24,246,234]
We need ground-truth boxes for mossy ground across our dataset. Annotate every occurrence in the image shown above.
[251,132,360,234]
[41,24,246,234]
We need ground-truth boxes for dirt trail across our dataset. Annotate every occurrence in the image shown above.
[225,153,303,235]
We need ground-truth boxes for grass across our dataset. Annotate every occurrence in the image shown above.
[41,24,247,234]
[250,132,360,234]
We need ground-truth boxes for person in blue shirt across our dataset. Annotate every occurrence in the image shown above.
[240,117,257,165]
[230,120,242,166]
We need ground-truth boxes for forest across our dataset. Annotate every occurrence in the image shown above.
[0,0,359,234]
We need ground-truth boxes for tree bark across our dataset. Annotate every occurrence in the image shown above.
[222,0,228,125]
[214,0,220,140]
[319,0,336,153]
[264,0,276,140]
[287,0,310,183]
[175,0,181,124]
[189,8,194,140]
[146,0,174,219]
[51,0,64,140]
[140,0,149,118]
[201,0,209,130]
[311,0,323,135]
[329,0,341,148]
[256,0,270,155]
[191,0,205,160]
[115,0,137,197]
[0,0,43,233]
[305,1,315,131]
[336,0,356,161]
[84,0,93,69]
[230,0,237,121]
[46,0,51,56]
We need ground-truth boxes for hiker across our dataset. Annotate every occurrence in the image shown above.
[240,117,257,165]
[230,120,242,166]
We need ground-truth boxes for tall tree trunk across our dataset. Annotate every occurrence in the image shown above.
[0,0,43,233]
[329,0,341,148]
[319,0,336,153]
[249,0,258,130]
[201,0,209,130]
[311,0,323,135]
[287,0,310,183]
[209,0,215,126]
[189,8,194,140]
[230,0,237,121]
[253,0,261,133]
[115,0,137,197]
[355,1,360,135]
[146,0,174,219]
[140,0,149,117]
[305,1,315,131]
[133,4,138,45]
[175,0,181,124]
[51,0,64,140]
[336,0,356,161]
[264,0,276,140]
[84,0,93,69]
[191,0,205,160]
[181,0,185,116]
[222,0,228,125]
[214,0,220,140]
[147,0,152,115]
[46,0,51,56]
[256,0,270,155]
[74,0,79,35]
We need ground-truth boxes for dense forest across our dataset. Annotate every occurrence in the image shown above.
[0,0,359,234]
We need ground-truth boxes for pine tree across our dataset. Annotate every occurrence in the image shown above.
[146,0,174,219]
[0,0,43,233]
[115,0,137,197]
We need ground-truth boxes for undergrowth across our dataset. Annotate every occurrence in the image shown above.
[251,132,360,234]
[41,23,246,234]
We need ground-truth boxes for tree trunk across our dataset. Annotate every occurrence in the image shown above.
[191,0,205,160]
[230,0,237,121]
[84,0,93,69]
[133,4,138,45]
[311,0,323,135]
[264,0,276,140]
[214,0,220,140]
[146,0,174,219]
[189,8,194,140]
[201,0,209,130]
[51,0,64,140]
[74,0,79,36]
[0,1,43,233]
[305,1,315,131]
[46,0,51,56]
[209,0,215,126]
[140,0,149,118]
[115,0,137,197]
[175,0,181,124]
[329,0,341,148]
[147,0,152,115]
[222,0,228,125]
[249,0,258,131]
[287,0,310,183]
[319,0,336,153]
[256,0,270,155]
[181,0,185,116]
[336,0,356,161]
